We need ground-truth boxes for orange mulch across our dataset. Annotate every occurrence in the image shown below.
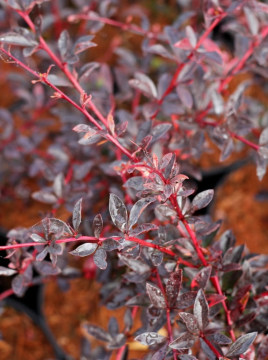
[213,163,268,254]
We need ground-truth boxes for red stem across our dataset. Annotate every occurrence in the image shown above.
[17,11,110,130]
[115,345,126,360]
[68,13,161,41]
[151,13,226,119]
[210,275,235,341]
[0,276,48,301]
[0,47,134,160]
[0,234,195,268]
[219,25,268,92]
[155,270,176,360]
[231,133,259,151]
[126,236,194,267]
[202,335,222,358]
[169,194,236,341]
[170,195,208,266]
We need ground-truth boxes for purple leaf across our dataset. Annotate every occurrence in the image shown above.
[222,263,242,272]
[161,153,176,179]
[119,255,150,275]
[48,218,72,236]
[83,324,112,342]
[160,153,173,170]
[31,218,71,239]
[259,127,268,159]
[211,90,224,115]
[0,32,38,46]
[179,312,199,335]
[176,86,193,109]
[102,239,119,251]
[6,0,49,11]
[128,197,155,230]
[70,243,98,257]
[11,274,25,297]
[206,294,226,307]
[140,134,153,149]
[191,190,214,212]
[151,123,172,143]
[220,138,234,162]
[150,248,163,266]
[0,266,17,276]
[93,248,107,269]
[108,333,126,349]
[174,38,193,50]
[208,333,232,345]
[47,74,72,87]
[109,194,128,232]
[32,191,58,204]
[93,214,103,238]
[169,332,196,350]
[259,127,268,146]
[108,317,119,336]
[151,342,168,360]
[125,293,150,307]
[73,124,102,145]
[124,176,145,191]
[166,269,182,307]
[244,7,259,36]
[78,62,100,81]
[186,25,197,48]
[194,289,209,330]
[73,124,95,133]
[176,291,197,309]
[115,121,128,137]
[135,332,166,346]
[53,173,63,198]
[0,108,13,140]
[72,198,82,231]
[147,44,174,60]
[129,223,158,236]
[58,30,77,63]
[34,261,61,276]
[58,30,70,58]
[191,266,212,289]
[22,265,33,284]
[30,234,47,243]
[146,283,166,309]
[78,132,102,145]
[204,51,223,65]
[226,332,257,357]
[36,247,48,262]
[74,35,96,55]
[129,72,158,99]
[200,338,218,360]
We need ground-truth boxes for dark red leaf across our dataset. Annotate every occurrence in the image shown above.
[93,214,103,238]
[135,332,166,346]
[191,266,211,289]
[166,269,182,307]
[169,332,196,350]
[146,283,166,309]
[194,289,209,330]
[109,194,128,232]
[179,312,199,335]
[226,332,257,357]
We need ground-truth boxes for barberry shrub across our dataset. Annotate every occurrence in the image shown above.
[0,0,268,359]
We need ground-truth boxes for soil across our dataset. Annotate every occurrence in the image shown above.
[213,163,268,254]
